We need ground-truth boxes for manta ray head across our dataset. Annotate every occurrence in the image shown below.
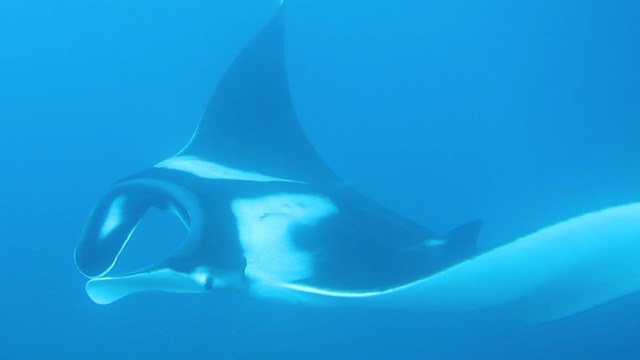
[75,176,249,305]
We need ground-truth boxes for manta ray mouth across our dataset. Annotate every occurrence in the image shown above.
[76,189,215,304]
[107,207,188,275]
[74,178,210,303]
[75,178,246,304]
[75,179,195,279]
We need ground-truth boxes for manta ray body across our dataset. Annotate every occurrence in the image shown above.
[75,2,640,323]
[75,4,482,307]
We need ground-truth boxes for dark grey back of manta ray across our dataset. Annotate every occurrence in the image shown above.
[75,4,482,297]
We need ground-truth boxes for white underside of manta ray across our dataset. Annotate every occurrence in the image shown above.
[75,0,640,323]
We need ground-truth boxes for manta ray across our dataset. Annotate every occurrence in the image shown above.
[75,2,640,323]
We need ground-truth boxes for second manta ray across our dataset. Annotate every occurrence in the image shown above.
[76,2,640,323]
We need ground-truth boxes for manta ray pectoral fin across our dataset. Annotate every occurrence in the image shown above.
[281,203,640,323]
[179,2,339,184]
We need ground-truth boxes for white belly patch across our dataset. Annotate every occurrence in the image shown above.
[231,193,338,286]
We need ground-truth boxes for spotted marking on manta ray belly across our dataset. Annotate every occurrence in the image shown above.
[155,156,304,183]
[231,193,338,285]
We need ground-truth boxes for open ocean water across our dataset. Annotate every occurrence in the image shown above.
[1,0,639,359]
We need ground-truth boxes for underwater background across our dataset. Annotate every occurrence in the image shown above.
[1,0,640,358]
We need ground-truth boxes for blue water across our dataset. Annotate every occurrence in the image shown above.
[1,0,640,358]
